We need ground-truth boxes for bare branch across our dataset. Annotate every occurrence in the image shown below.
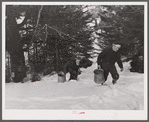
[28,5,43,48]
[47,25,76,41]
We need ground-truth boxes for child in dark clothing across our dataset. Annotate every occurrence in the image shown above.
[97,42,124,85]
[63,59,81,81]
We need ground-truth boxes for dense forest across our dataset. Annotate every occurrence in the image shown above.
[5,5,144,83]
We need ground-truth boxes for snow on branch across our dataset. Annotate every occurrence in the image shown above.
[47,25,76,41]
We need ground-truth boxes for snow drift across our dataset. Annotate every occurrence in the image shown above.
[5,58,144,110]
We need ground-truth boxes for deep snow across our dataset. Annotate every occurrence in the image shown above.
[5,58,145,110]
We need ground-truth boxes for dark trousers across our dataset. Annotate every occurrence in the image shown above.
[69,69,78,80]
[101,63,119,81]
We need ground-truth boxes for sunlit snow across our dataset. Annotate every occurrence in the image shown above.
[5,58,144,110]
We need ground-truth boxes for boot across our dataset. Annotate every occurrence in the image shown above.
[112,79,117,85]
[101,81,105,85]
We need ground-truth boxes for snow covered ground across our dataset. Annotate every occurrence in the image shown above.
[3,58,147,120]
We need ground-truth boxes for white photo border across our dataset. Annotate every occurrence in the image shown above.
[2,1,148,120]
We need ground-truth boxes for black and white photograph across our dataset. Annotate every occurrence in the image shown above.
[2,1,148,120]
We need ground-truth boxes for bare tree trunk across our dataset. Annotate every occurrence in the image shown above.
[27,5,43,75]
[10,46,26,83]
[28,5,43,48]
[7,21,26,82]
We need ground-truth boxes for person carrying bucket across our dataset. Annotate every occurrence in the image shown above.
[97,42,124,85]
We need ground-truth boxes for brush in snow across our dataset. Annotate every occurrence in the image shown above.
[31,73,41,82]
[21,77,30,83]
[94,69,105,84]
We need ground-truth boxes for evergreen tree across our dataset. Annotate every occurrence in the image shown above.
[6,5,94,78]
[93,5,144,73]
[31,5,94,73]
[6,5,44,82]
[6,5,30,82]
[94,5,144,55]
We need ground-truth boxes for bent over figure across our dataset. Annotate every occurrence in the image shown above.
[63,59,81,81]
[97,42,124,85]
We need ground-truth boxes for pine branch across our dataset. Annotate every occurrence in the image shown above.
[34,25,46,37]
[47,25,76,41]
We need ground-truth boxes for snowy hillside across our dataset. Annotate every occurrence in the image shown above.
[4,58,147,120]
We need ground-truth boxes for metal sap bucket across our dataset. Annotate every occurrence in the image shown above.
[58,72,66,83]
[94,69,105,84]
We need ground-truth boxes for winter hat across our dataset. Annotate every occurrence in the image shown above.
[113,41,121,48]
[75,56,82,60]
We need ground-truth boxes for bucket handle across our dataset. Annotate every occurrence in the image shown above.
[97,67,104,71]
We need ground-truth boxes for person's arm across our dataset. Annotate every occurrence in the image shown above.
[97,48,107,67]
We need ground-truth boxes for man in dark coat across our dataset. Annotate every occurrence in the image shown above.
[97,42,124,85]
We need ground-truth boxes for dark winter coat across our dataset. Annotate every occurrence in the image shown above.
[63,58,92,80]
[79,58,93,68]
[63,60,81,80]
[97,47,123,70]
[63,61,80,74]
